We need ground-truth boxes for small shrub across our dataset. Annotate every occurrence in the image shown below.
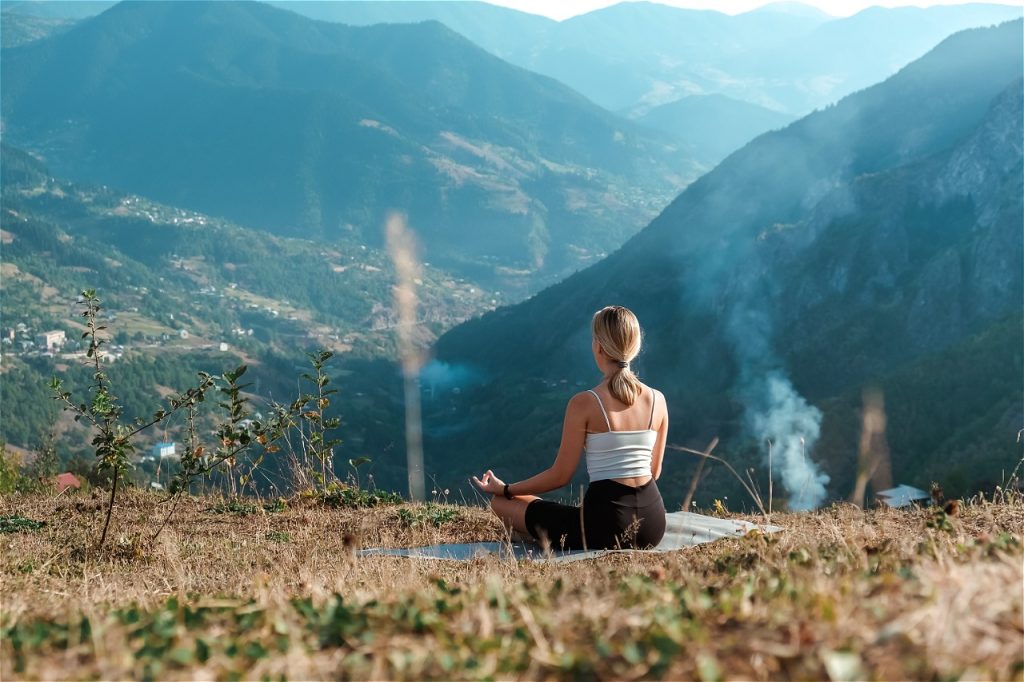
[927,507,956,533]
[316,484,402,509]
[266,531,290,544]
[0,515,46,533]
[0,443,57,494]
[51,290,218,548]
[397,503,460,528]
[263,497,289,513]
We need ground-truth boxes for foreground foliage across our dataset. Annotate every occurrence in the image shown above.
[0,514,45,534]
[0,490,1021,680]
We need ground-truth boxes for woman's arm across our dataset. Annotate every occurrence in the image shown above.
[475,393,588,497]
[651,390,668,480]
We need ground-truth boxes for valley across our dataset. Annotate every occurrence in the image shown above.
[1,5,1021,682]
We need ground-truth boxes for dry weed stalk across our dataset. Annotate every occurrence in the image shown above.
[667,441,770,521]
[681,437,718,512]
[385,213,426,501]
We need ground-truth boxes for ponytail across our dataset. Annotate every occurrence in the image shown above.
[609,365,642,406]
[592,306,643,405]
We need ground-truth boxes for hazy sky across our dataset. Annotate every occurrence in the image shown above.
[486,0,1024,20]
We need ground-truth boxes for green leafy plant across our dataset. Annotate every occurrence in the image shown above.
[315,482,402,509]
[263,497,289,513]
[926,507,956,533]
[154,365,306,542]
[397,503,460,528]
[297,351,342,489]
[0,515,46,533]
[51,290,217,548]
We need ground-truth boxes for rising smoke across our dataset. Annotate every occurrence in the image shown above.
[419,359,480,394]
[749,371,829,510]
[726,304,830,510]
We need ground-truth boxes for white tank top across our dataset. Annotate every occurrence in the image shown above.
[584,389,657,482]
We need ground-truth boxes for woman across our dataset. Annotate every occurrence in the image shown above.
[472,305,668,550]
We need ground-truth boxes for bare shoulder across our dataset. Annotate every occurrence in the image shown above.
[568,391,596,409]
[645,385,667,407]
[564,391,596,423]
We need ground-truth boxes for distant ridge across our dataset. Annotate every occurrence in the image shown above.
[636,94,795,164]
[742,2,833,19]
[279,1,1023,113]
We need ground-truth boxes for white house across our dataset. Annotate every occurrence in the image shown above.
[153,442,177,459]
[35,330,65,350]
[877,484,929,508]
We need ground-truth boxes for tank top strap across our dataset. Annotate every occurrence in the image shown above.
[648,390,658,430]
[587,389,612,431]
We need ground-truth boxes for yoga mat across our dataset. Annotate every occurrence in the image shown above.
[359,511,782,563]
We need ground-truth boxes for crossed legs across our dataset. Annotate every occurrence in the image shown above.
[488,494,539,536]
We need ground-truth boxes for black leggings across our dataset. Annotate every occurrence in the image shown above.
[524,478,666,550]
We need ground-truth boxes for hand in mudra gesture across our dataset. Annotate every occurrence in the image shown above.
[471,469,505,496]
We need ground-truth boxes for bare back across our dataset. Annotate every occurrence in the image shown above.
[581,382,668,486]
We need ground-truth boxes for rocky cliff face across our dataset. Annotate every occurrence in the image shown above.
[754,78,1023,389]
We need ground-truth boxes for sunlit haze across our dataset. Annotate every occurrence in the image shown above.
[486,0,1024,20]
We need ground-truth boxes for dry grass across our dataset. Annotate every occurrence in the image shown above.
[1,489,1022,680]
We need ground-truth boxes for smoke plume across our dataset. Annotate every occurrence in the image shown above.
[726,304,830,510]
[749,371,829,510]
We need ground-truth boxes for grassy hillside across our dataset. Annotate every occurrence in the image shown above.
[0,488,1021,679]
[0,145,481,480]
[1,145,496,350]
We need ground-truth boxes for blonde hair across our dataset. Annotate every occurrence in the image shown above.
[592,305,642,406]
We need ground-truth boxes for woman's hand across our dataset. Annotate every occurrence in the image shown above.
[471,469,506,496]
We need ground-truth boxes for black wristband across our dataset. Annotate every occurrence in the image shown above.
[503,483,512,499]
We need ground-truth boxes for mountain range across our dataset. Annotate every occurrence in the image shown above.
[424,20,1024,506]
[0,0,700,294]
[5,2,1019,172]
[271,1,1022,115]
[274,1,1024,169]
